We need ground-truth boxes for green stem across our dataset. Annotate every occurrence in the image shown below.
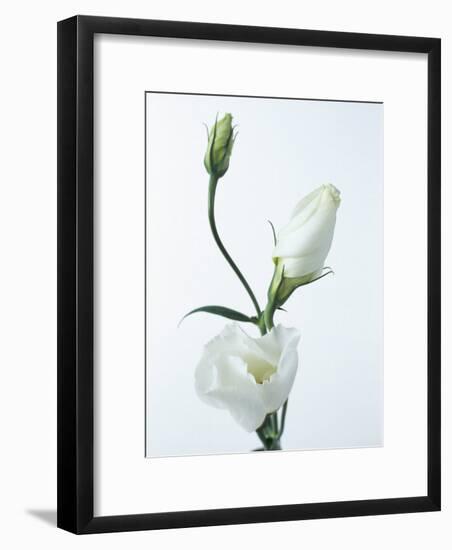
[278,400,288,439]
[256,428,269,448]
[264,302,275,331]
[279,398,289,437]
[208,176,262,321]
[255,411,282,450]
[270,411,278,434]
[263,260,285,332]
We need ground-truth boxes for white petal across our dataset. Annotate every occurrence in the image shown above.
[274,194,337,259]
[195,327,267,432]
[280,250,329,279]
[207,385,267,432]
[285,186,324,229]
[202,323,249,358]
[259,326,300,413]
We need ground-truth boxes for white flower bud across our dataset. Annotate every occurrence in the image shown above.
[274,184,341,279]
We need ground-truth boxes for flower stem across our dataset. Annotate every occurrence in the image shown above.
[208,176,262,321]
[256,412,281,450]
[264,302,275,331]
[277,399,289,444]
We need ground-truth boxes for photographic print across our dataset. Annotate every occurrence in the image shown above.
[145,92,383,457]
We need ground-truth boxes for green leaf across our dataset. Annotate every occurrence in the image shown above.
[179,305,255,327]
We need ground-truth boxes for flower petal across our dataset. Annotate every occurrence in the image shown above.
[195,327,267,431]
[259,326,300,413]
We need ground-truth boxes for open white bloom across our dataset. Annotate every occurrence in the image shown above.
[195,324,300,432]
[273,184,341,279]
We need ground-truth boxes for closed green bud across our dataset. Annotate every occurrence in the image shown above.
[204,113,236,178]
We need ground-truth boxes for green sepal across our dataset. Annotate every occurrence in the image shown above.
[264,260,334,331]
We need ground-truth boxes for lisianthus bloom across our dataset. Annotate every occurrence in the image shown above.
[273,184,341,280]
[195,324,300,431]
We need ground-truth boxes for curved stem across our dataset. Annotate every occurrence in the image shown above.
[278,400,288,439]
[208,176,262,320]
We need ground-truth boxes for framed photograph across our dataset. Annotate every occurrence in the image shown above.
[57,15,441,533]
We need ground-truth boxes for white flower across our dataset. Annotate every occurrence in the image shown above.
[273,184,341,279]
[195,324,300,432]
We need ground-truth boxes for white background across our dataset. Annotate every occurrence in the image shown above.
[146,93,384,457]
[96,33,424,515]
[0,1,449,549]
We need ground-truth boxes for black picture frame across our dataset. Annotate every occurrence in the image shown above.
[57,15,441,534]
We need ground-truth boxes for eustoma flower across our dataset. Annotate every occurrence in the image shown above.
[274,184,341,279]
[195,324,300,432]
[265,184,341,326]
